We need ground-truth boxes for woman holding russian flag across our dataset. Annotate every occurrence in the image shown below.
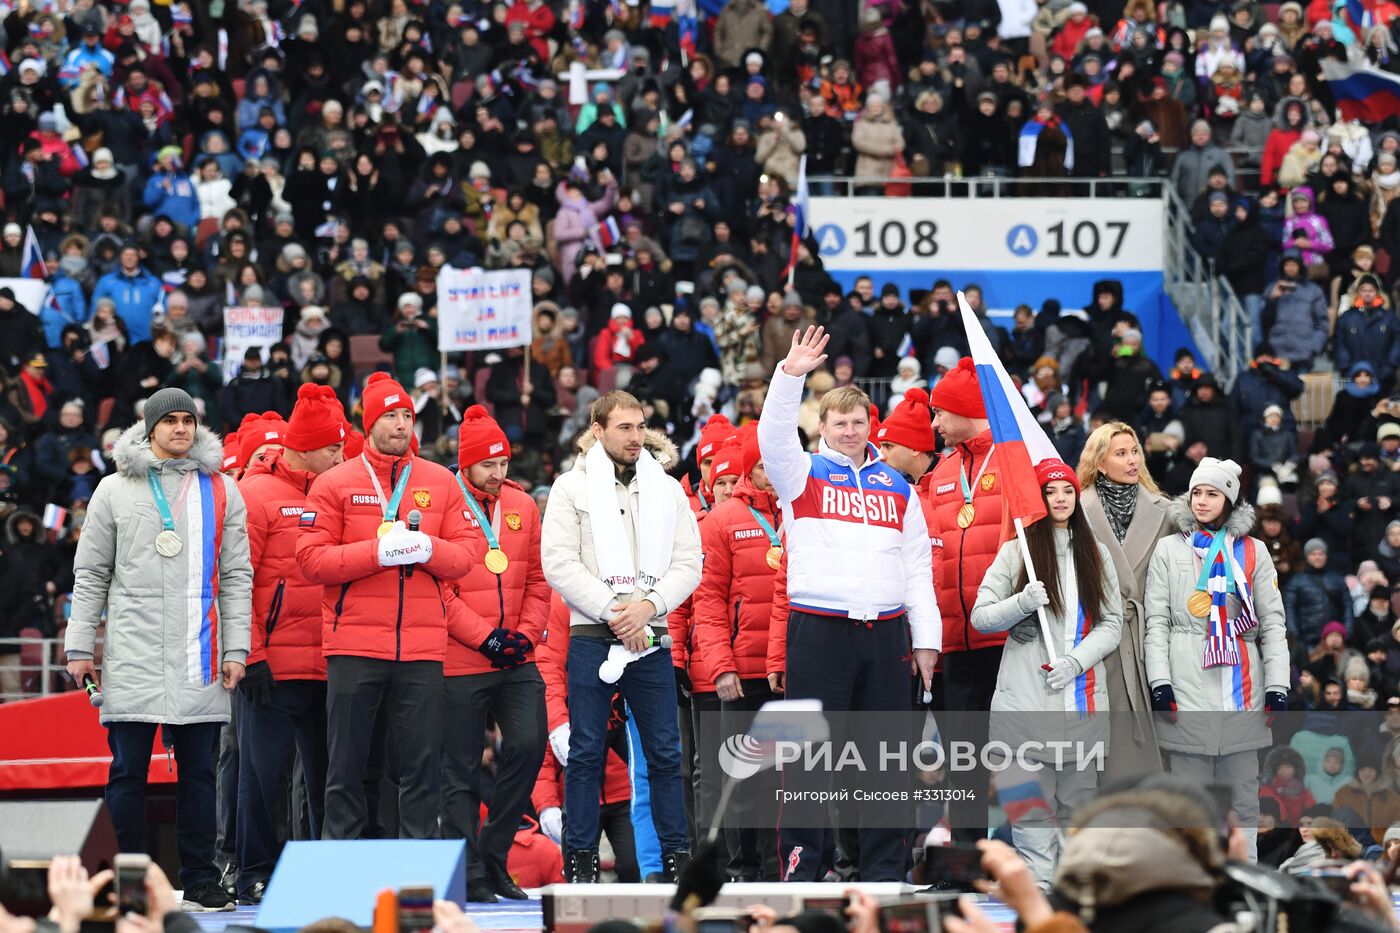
[969,459,1122,888]
[1144,458,1289,862]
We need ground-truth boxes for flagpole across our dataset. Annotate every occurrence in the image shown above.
[1013,516,1059,662]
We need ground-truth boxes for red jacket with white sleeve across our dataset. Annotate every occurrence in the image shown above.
[755,366,940,650]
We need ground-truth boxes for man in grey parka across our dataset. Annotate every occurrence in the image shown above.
[65,388,252,912]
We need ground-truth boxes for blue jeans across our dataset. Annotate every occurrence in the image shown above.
[106,721,222,888]
[564,636,688,854]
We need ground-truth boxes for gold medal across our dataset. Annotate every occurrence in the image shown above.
[956,502,976,529]
[377,520,395,538]
[484,548,509,574]
[1187,591,1213,618]
[765,545,783,571]
[155,529,183,557]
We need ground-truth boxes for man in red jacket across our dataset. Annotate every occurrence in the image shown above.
[534,594,638,881]
[924,357,999,841]
[693,422,783,881]
[685,414,734,513]
[234,385,346,903]
[441,406,549,903]
[298,371,480,840]
[877,387,938,487]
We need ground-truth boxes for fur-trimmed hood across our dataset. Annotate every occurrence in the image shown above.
[113,423,225,478]
[1167,494,1257,537]
[573,428,680,470]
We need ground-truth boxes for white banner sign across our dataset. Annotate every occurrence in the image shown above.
[808,197,1165,272]
[436,267,532,352]
[222,305,284,379]
[0,278,51,315]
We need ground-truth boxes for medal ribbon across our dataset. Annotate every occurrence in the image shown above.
[957,447,992,505]
[746,505,781,548]
[362,454,412,524]
[148,471,194,531]
[455,473,501,550]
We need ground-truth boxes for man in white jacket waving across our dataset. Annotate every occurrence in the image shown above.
[758,325,940,882]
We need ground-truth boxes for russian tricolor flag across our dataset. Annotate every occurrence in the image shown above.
[993,763,1057,827]
[21,225,46,280]
[42,504,68,532]
[1322,60,1400,122]
[957,291,1058,530]
[595,216,621,248]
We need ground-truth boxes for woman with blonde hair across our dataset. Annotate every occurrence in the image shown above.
[1077,421,1174,776]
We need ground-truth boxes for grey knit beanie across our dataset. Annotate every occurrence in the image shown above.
[1188,457,1243,504]
[144,387,198,437]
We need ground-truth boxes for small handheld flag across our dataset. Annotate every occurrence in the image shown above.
[21,225,46,280]
[42,503,69,532]
[593,215,621,249]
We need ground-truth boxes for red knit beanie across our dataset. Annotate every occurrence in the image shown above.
[868,402,881,438]
[710,435,744,484]
[696,414,734,466]
[1034,458,1081,495]
[361,371,413,432]
[343,423,365,459]
[285,384,348,452]
[458,405,510,469]
[928,358,987,419]
[238,411,286,469]
[738,421,762,478]
[222,432,240,472]
[877,387,936,453]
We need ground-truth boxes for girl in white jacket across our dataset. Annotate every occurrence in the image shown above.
[970,459,1123,886]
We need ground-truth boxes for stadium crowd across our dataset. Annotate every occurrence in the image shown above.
[14,0,1400,927]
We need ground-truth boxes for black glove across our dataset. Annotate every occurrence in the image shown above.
[675,666,692,698]
[1151,684,1178,723]
[479,628,530,668]
[239,661,275,707]
[1265,689,1288,727]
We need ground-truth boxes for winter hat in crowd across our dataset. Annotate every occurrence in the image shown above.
[343,423,365,459]
[1304,537,1329,556]
[222,431,241,472]
[928,358,987,419]
[143,387,198,437]
[1035,458,1081,495]
[1188,457,1243,504]
[610,302,632,320]
[1263,404,1284,421]
[1385,825,1400,847]
[413,367,438,389]
[458,405,510,470]
[878,387,936,453]
[696,414,735,467]
[361,371,413,431]
[284,384,347,452]
[739,421,762,478]
[709,435,744,485]
[1257,483,1284,507]
[238,410,286,468]
[1321,620,1348,642]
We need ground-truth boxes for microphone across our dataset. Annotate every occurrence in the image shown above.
[406,509,422,577]
[82,673,104,709]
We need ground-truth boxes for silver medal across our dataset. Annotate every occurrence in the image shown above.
[155,529,183,557]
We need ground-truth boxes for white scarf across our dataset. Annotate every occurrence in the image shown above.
[585,440,675,595]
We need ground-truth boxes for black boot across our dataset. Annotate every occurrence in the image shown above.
[487,860,529,900]
[564,849,600,884]
[661,850,692,884]
[466,879,498,903]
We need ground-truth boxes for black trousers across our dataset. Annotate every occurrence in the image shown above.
[940,645,1004,843]
[721,679,780,880]
[678,690,698,847]
[324,656,443,840]
[235,680,327,893]
[215,713,238,864]
[106,721,221,889]
[690,690,730,873]
[779,611,911,883]
[440,664,547,882]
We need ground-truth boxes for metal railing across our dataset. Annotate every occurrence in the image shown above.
[0,637,75,704]
[806,174,1167,199]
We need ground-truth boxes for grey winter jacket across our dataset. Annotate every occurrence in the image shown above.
[65,424,252,725]
[970,528,1122,760]
[1144,498,1289,755]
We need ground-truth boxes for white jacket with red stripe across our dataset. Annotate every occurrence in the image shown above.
[756,367,941,651]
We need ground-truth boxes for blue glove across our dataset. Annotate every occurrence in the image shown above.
[1151,684,1178,723]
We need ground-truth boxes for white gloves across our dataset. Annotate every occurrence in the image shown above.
[1045,656,1082,690]
[377,521,432,567]
[548,723,571,767]
[599,642,658,683]
[539,807,563,844]
[1016,580,1049,615]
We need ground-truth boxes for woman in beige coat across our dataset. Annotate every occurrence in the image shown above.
[1077,422,1173,778]
[851,96,904,192]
